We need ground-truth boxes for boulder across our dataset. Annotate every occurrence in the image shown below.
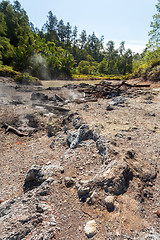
[24,165,45,191]
[24,164,64,191]
[93,160,133,195]
[77,160,133,197]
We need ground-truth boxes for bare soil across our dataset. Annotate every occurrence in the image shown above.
[0,77,160,239]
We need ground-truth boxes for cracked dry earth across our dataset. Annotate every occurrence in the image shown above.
[0,77,160,240]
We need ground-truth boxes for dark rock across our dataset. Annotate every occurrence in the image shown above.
[78,186,90,202]
[144,95,154,101]
[62,84,78,89]
[72,116,83,129]
[24,164,63,192]
[47,86,61,90]
[78,160,133,196]
[64,177,75,188]
[94,160,133,195]
[67,124,92,149]
[67,130,79,148]
[26,113,39,128]
[24,165,45,191]
[55,94,64,102]
[106,105,114,111]
[79,83,91,88]
[146,112,156,117]
[31,92,48,101]
[131,162,157,182]
[115,133,124,138]
[126,149,135,159]
[0,187,56,240]
[127,136,132,140]
[50,138,55,149]
[96,136,108,155]
[109,96,126,106]
[144,101,153,104]
[84,104,89,109]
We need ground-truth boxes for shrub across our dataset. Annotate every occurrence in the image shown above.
[131,60,160,81]
[0,67,42,85]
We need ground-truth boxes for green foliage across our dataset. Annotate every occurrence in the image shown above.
[0,66,42,84]
[14,72,41,85]
[143,47,160,63]
[0,0,32,47]
[0,36,14,65]
[132,1,160,82]
[98,59,108,74]
[0,11,7,36]
[77,59,98,75]
[132,59,160,81]
[42,11,58,42]
[0,0,139,79]
[78,60,91,74]
[148,0,160,48]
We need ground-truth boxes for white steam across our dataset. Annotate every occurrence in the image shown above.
[30,54,51,80]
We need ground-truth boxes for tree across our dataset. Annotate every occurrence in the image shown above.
[119,41,125,56]
[148,0,160,48]
[72,26,78,46]
[105,41,118,74]
[98,58,108,74]
[78,60,90,74]
[0,11,7,36]
[65,22,72,46]
[57,19,66,43]
[86,32,104,62]
[79,30,87,49]
[42,11,58,41]
[0,36,13,65]
[0,0,33,47]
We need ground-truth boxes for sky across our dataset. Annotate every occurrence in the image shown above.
[9,0,157,53]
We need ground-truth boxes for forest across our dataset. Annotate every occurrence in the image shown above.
[0,0,160,80]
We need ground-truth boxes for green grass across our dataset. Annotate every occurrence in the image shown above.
[72,73,128,80]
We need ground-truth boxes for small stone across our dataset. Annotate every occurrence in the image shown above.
[90,191,98,204]
[84,220,97,238]
[104,196,115,212]
[78,187,90,198]
[126,149,135,159]
[106,105,114,111]
[109,96,126,106]
[50,139,55,149]
[64,177,75,188]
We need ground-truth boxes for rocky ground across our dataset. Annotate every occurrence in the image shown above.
[0,76,160,240]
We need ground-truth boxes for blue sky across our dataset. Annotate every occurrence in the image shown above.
[10,0,156,53]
